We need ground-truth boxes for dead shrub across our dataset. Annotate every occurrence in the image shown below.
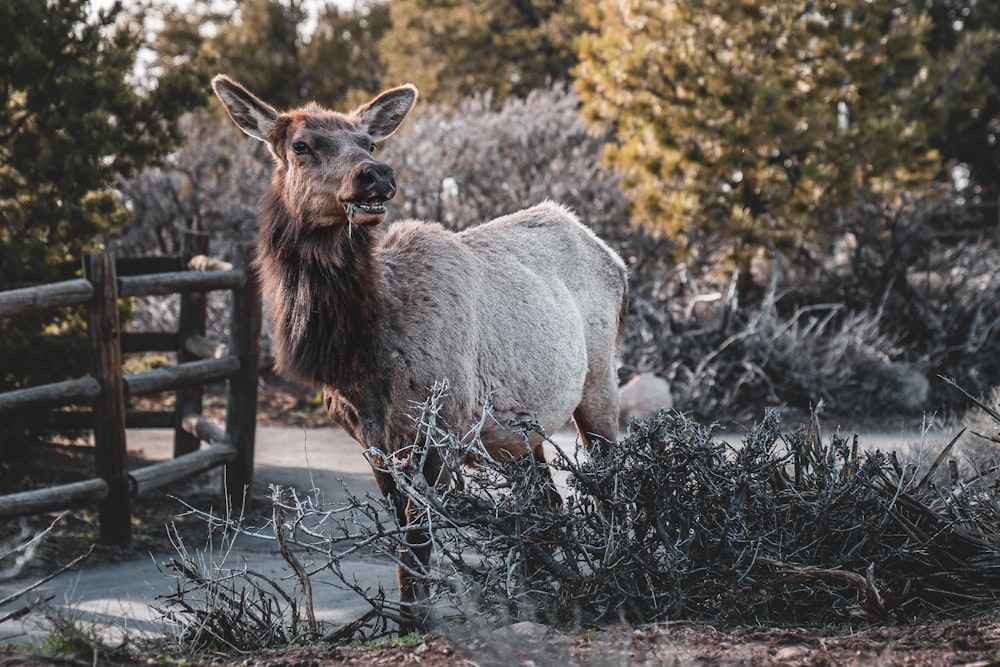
[804,195,1000,413]
[634,260,926,421]
[169,387,1000,645]
[153,498,308,653]
[381,391,1000,629]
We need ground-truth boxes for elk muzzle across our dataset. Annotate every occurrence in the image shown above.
[343,161,397,223]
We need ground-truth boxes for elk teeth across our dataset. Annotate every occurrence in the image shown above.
[344,199,386,220]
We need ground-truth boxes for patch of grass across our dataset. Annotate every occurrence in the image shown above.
[21,611,131,664]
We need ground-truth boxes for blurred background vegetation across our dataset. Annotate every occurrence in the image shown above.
[2,0,999,457]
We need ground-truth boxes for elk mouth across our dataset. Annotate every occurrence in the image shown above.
[343,197,388,223]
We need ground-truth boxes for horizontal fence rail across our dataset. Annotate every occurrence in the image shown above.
[0,479,111,522]
[118,269,246,297]
[0,278,94,317]
[0,377,103,413]
[124,357,241,396]
[0,233,261,542]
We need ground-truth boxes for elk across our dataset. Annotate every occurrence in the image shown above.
[212,75,628,628]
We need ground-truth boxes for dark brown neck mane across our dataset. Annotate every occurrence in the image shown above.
[254,185,386,388]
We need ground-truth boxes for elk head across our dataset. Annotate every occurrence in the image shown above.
[212,75,417,229]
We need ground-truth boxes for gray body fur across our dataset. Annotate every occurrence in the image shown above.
[326,201,627,459]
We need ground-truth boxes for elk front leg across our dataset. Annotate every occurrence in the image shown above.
[372,466,433,635]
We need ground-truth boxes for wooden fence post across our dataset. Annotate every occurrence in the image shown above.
[224,246,261,511]
[85,252,131,544]
[174,231,210,457]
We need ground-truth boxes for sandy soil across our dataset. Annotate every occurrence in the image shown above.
[4,619,1000,666]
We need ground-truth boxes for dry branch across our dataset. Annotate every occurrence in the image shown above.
[272,487,317,634]
[154,500,304,653]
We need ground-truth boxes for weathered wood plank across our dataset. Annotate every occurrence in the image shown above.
[0,377,101,413]
[175,231,210,458]
[121,332,178,353]
[129,444,236,497]
[47,409,176,430]
[124,356,240,396]
[0,247,263,532]
[118,270,245,297]
[115,256,182,276]
[0,478,109,520]
[225,250,262,508]
[125,410,175,429]
[0,279,93,317]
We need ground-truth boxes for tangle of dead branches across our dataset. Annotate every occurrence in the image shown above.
[158,383,1000,645]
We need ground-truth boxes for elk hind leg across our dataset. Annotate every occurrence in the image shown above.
[572,367,619,455]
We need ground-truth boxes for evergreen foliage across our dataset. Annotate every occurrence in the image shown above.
[208,0,306,106]
[574,0,1000,265]
[152,0,388,110]
[0,0,206,285]
[305,2,390,109]
[150,0,304,108]
[381,0,587,105]
[0,0,206,452]
[923,1,1000,202]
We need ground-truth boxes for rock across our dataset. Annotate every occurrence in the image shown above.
[880,362,929,412]
[773,645,810,660]
[619,373,673,422]
[503,621,550,639]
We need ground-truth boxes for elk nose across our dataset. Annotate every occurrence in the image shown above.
[358,162,397,198]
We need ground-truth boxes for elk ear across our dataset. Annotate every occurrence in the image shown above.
[353,84,417,141]
[212,75,279,142]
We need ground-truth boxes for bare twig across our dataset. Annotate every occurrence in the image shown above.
[0,546,93,610]
[271,486,317,634]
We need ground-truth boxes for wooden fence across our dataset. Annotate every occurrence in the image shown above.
[0,234,261,545]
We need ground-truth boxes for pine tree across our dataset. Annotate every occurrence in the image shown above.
[153,0,386,110]
[381,0,587,105]
[0,0,206,453]
[575,0,999,264]
[304,1,390,108]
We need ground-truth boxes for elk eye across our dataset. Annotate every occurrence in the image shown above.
[369,142,376,153]
[292,141,311,155]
